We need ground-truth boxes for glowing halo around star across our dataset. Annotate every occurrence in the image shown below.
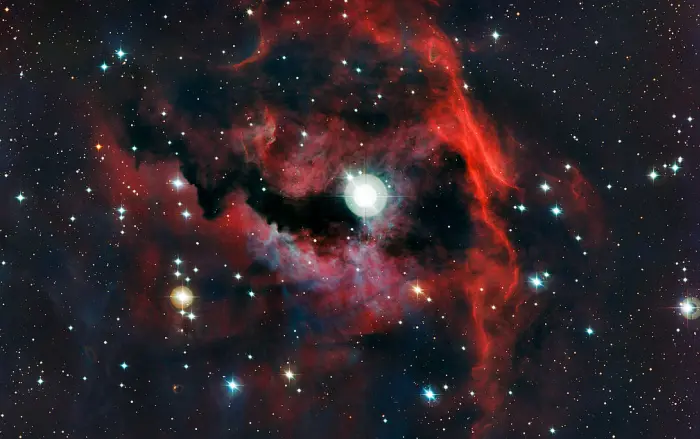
[170,286,194,309]
[679,297,700,320]
[344,173,388,218]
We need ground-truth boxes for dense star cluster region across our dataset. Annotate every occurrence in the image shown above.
[0,0,698,438]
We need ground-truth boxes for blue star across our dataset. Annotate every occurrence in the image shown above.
[529,275,543,289]
[100,62,109,72]
[226,378,240,392]
[116,48,126,59]
[423,387,437,402]
[120,362,128,370]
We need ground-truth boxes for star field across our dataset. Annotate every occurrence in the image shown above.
[0,1,699,438]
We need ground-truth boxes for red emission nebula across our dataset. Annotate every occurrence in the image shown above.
[89,0,599,437]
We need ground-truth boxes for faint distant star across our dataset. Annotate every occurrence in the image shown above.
[551,205,563,216]
[540,182,551,193]
[15,193,25,203]
[120,362,128,370]
[648,170,659,181]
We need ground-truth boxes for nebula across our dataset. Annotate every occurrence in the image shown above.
[89,1,551,437]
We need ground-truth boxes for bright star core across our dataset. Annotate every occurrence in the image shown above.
[344,173,388,217]
[170,286,194,309]
[680,297,700,319]
[353,184,378,208]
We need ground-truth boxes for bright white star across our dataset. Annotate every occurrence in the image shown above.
[227,379,240,392]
